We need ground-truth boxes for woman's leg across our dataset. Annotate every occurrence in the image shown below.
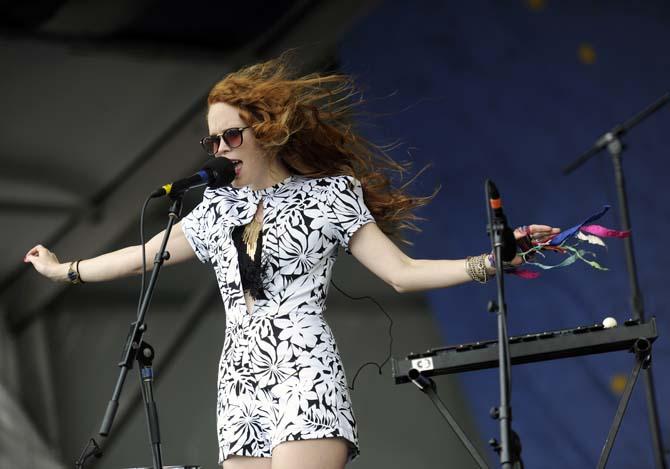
[271,438,349,469]
[222,455,272,469]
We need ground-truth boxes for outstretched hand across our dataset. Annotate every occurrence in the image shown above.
[24,245,66,281]
[509,224,561,266]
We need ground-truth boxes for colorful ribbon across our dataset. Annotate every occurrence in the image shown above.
[509,205,630,279]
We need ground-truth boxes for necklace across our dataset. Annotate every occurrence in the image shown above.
[242,210,262,257]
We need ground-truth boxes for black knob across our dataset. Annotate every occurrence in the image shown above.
[489,438,501,454]
[490,407,500,419]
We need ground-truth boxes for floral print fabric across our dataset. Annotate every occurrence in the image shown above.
[180,175,375,463]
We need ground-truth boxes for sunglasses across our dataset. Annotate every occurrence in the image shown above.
[200,126,250,155]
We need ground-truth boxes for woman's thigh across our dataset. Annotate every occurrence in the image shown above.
[271,438,349,469]
[222,455,271,469]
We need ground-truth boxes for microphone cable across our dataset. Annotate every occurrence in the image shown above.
[136,195,397,392]
[329,280,395,391]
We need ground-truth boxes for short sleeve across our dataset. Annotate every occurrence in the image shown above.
[325,176,376,254]
[180,192,213,264]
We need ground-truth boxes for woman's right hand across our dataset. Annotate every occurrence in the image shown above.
[24,245,68,282]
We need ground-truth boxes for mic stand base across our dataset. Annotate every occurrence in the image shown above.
[74,438,102,469]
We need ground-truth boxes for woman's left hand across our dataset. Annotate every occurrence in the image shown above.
[509,224,561,266]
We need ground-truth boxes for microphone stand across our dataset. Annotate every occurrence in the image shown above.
[485,180,523,469]
[74,439,102,469]
[563,92,668,469]
[562,92,668,175]
[76,194,185,469]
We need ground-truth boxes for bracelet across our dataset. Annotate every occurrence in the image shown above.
[465,254,490,284]
[76,259,85,284]
[67,261,80,285]
[66,259,85,284]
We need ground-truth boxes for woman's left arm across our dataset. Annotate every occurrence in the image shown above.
[349,223,559,293]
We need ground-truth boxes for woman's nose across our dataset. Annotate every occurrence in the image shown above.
[215,137,230,156]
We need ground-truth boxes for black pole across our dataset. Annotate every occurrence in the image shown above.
[607,139,666,469]
[87,195,183,468]
[562,92,669,175]
[563,94,668,468]
[485,180,520,469]
[137,342,164,469]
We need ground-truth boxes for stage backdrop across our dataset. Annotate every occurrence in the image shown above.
[339,1,670,468]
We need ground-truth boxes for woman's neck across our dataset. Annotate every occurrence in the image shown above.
[250,159,292,190]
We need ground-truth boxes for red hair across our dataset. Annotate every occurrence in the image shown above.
[207,55,434,242]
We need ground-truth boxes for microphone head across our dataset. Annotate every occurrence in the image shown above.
[201,157,236,188]
[486,179,500,199]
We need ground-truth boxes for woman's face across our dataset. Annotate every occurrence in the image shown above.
[207,102,271,189]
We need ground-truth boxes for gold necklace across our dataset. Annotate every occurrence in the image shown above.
[242,213,262,257]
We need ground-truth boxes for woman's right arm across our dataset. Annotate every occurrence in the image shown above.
[24,222,196,283]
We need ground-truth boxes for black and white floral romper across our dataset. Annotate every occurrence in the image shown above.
[180,175,375,463]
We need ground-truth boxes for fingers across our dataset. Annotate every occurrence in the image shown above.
[528,224,559,233]
[513,226,529,236]
[514,225,561,243]
[25,244,44,262]
[528,225,561,243]
[24,244,59,265]
[25,244,45,255]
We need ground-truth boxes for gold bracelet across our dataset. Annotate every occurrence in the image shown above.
[465,254,490,284]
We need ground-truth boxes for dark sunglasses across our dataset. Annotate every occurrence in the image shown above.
[199,126,250,155]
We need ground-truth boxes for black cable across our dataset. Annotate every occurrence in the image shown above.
[134,196,395,393]
[329,280,394,391]
[138,195,152,315]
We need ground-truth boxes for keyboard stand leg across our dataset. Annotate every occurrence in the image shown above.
[409,370,490,468]
[597,338,652,469]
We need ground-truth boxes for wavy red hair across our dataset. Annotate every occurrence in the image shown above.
[207,55,434,243]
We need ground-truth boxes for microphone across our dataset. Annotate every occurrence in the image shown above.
[486,180,517,262]
[151,158,236,198]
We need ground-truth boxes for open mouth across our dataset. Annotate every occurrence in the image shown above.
[229,159,242,175]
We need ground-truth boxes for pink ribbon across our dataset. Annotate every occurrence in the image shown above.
[509,269,541,279]
[580,224,630,239]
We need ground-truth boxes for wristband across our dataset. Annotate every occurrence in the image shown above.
[76,259,85,284]
[67,260,82,285]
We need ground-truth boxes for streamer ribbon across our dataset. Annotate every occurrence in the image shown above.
[508,205,630,279]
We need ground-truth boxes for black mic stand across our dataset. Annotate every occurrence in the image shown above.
[485,180,523,469]
[75,194,185,469]
[74,439,102,469]
[563,92,668,469]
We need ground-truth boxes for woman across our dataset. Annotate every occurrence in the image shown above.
[24,57,558,469]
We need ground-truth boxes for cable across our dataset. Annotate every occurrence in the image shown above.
[138,195,152,315]
[135,196,395,393]
[329,280,394,391]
